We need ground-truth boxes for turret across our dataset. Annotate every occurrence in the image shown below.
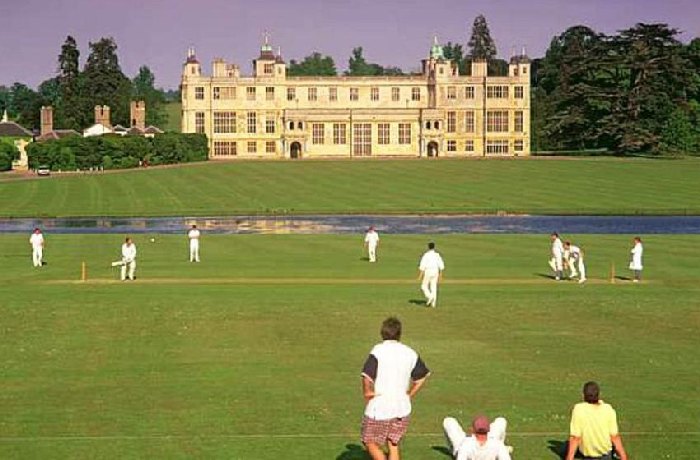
[509,47,531,81]
[183,46,201,78]
[254,33,284,79]
[422,36,453,80]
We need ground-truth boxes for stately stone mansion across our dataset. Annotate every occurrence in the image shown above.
[181,38,530,159]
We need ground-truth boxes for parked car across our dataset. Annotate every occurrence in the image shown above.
[37,165,51,176]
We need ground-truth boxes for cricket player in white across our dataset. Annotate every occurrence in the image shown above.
[443,414,512,460]
[121,237,137,281]
[29,228,44,267]
[629,236,643,282]
[188,224,201,262]
[548,233,564,280]
[364,226,379,263]
[564,241,586,284]
[418,242,445,308]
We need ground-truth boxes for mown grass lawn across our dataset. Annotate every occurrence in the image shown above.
[1,234,698,459]
[1,157,699,217]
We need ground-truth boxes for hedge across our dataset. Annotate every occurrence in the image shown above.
[26,133,208,170]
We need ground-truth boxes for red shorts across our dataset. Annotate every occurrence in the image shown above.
[361,415,411,445]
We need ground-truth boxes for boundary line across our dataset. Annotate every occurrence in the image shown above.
[0,431,698,442]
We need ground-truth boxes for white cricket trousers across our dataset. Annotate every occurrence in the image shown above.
[32,247,43,267]
[190,240,200,262]
[421,273,439,307]
[368,244,377,262]
[121,260,136,280]
[568,257,586,280]
[443,416,508,459]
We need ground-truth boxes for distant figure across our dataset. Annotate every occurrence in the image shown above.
[29,228,44,267]
[418,242,445,308]
[566,381,628,460]
[188,224,201,262]
[361,317,430,460]
[549,232,564,280]
[629,237,643,282]
[564,241,586,284]
[443,414,512,460]
[120,237,137,281]
[364,226,380,263]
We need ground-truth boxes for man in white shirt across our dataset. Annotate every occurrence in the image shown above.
[564,241,586,284]
[419,242,445,308]
[364,226,380,263]
[443,414,512,460]
[629,236,643,282]
[29,228,44,267]
[188,224,201,262]
[361,317,430,460]
[120,237,137,281]
[549,232,564,280]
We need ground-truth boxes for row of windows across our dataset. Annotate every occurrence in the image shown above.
[213,138,525,156]
[443,139,525,153]
[212,140,277,156]
[195,85,527,102]
[199,110,524,135]
[310,123,412,145]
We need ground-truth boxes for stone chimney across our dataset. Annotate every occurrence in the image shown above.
[94,105,111,127]
[130,101,146,129]
[40,106,54,136]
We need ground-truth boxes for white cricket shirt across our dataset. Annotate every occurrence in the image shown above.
[419,249,445,276]
[29,233,44,249]
[361,340,429,420]
[364,231,379,247]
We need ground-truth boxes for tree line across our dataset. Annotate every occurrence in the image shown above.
[0,36,169,132]
[533,24,700,154]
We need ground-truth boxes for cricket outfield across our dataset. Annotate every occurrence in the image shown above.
[1,157,700,217]
[1,234,698,459]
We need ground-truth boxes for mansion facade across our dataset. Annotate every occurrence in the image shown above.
[181,39,531,159]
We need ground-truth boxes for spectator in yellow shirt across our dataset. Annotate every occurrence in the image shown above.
[566,381,628,460]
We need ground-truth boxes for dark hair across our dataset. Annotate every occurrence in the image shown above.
[192,224,197,229]
[583,381,600,403]
[564,241,571,246]
[381,317,402,341]
[428,242,435,250]
[634,236,642,243]
[551,232,559,237]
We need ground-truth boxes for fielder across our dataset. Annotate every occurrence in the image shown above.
[364,226,380,263]
[629,236,643,283]
[548,232,564,280]
[29,228,45,267]
[564,241,587,284]
[188,224,201,262]
[418,242,445,308]
[120,237,137,281]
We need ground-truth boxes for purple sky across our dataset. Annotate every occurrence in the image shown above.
[1,0,699,90]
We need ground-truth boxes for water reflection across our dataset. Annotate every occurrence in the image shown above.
[1,215,700,234]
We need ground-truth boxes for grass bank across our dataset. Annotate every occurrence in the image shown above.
[1,157,699,217]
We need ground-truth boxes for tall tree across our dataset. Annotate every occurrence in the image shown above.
[287,52,337,76]
[443,42,468,75]
[82,37,132,126]
[346,47,398,76]
[7,83,41,129]
[132,65,168,127]
[603,23,693,152]
[467,15,497,60]
[56,35,84,130]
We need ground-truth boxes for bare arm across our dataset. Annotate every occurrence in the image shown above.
[565,436,580,460]
[611,435,628,460]
[362,376,375,403]
[408,376,428,399]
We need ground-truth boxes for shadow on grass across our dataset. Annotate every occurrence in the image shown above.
[547,439,567,459]
[431,445,452,458]
[408,299,428,307]
[535,272,556,280]
[336,443,370,460]
[615,275,632,281]
[359,257,370,261]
